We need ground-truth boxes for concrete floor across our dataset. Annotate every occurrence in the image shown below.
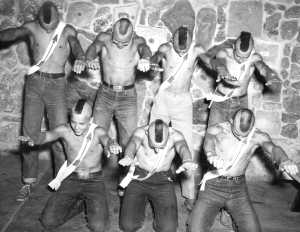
[0,152,300,232]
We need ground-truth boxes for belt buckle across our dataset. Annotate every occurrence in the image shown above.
[77,171,90,180]
[113,85,124,92]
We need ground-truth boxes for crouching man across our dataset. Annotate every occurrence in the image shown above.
[119,119,198,232]
[20,99,122,232]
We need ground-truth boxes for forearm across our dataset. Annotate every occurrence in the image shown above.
[0,28,29,42]
[69,36,85,60]
[138,44,152,60]
[255,61,278,82]
[204,135,217,159]
[124,140,138,159]
[176,140,192,162]
[270,145,289,165]
[86,43,99,61]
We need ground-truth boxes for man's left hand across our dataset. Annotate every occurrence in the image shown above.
[176,161,198,174]
[280,160,299,176]
[108,140,122,156]
[73,59,86,74]
[137,58,150,72]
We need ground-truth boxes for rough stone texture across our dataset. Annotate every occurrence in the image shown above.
[66,2,97,29]
[93,7,113,33]
[281,57,289,69]
[283,43,291,56]
[161,0,195,34]
[290,64,300,80]
[19,0,41,22]
[291,81,300,89]
[283,80,290,88]
[282,113,300,123]
[262,102,282,111]
[192,100,208,125]
[283,93,300,114]
[139,9,146,25]
[0,123,20,150]
[254,42,279,65]
[215,30,226,42]
[280,20,298,40]
[277,4,286,11]
[291,47,300,64]
[281,69,289,79]
[256,111,281,135]
[16,42,31,66]
[148,10,160,27]
[92,0,118,4]
[264,2,277,15]
[281,124,298,139]
[0,48,18,71]
[264,13,281,38]
[227,1,263,37]
[0,0,15,17]
[195,8,217,49]
[144,0,175,10]
[217,6,226,25]
[284,6,300,19]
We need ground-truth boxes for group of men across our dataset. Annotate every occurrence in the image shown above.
[0,1,299,232]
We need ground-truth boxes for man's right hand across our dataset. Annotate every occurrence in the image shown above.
[208,156,225,170]
[18,136,34,146]
[87,60,100,70]
[73,59,86,74]
[119,156,134,167]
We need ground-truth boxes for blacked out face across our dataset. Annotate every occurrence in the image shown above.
[38,2,59,32]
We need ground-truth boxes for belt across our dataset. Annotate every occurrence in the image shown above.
[102,81,134,91]
[71,170,102,180]
[36,71,65,79]
[218,175,245,181]
[216,90,247,100]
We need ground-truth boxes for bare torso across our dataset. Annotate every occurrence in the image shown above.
[135,129,176,172]
[25,22,72,73]
[213,122,264,176]
[217,48,257,97]
[101,37,140,86]
[62,126,104,173]
[162,42,199,93]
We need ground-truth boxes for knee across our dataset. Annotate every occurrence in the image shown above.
[88,220,107,232]
[119,218,142,232]
[39,214,59,231]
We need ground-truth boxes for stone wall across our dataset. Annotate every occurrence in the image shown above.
[0,0,299,179]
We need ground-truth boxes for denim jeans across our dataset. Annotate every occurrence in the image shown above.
[188,176,261,232]
[22,72,67,184]
[40,172,109,232]
[120,167,178,232]
[208,95,248,127]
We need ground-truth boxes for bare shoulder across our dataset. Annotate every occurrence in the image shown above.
[64,24,77,36]
[251,52,263,62]
[94,126,107,136]
[254,128,270,142]
[22,21,36,32]
[170,128,185,142]
[158,42,171,54]
[133,34,147,45]
[216,48,229,58]
[194,43,205,53]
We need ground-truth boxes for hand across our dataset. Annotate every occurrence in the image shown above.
[176,161,198,174]
[280,160,299,176]
[119,156,134,167]
[73,59,86,74]
[18,136,34,146]
[208,156,225,170]
[108,140,122,156]
[137,58,150,72]
[87,59,100,70]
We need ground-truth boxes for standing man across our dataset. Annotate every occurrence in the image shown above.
[207,31,279,126]
[150,26,210,206]
[84,17,152,149]
[188,108,299,232]
[20,99,122,232]
[0,1,86,201]
[119,119,197,232]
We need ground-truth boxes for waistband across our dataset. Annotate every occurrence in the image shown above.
[71,170,103,180]
[217,175,245,181]
[102,81,135,91]
[34,71,65,79]
[216,89,247,100]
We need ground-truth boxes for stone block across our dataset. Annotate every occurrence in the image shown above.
[0,123,20,150]
[192,99,208,125]
[264,2,277,15]
[217,6,226,25]
[284,5,300,18]
[282,113,300,123]
[0,0,15,17]
[277,4,286,11]
[92,0,118,4]
[227,1,263,37]
[0,48,18,71]
[264,13,281,38]
[255,110,281,135]
[139,9,146,25]
[291,47,300,64]
[254,42,279,64]
[291,81,300,89]
[283,43,291,56]
[280,20,298,40]
[93,7,113,33]
[290,64,300,80]
[16,42,30,66]
[283,93,300,114]
[281,69,289,79]
[66,2,96,29]
[283,80,290,88]
[195,8,217,49]
[281,57,289,69]
[161,0,194,34]
[262,102,282,111]
[281,124,298,138]
[144,0,175,10]
[148,10,160,27]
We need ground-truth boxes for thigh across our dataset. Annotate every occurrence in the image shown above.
[149,183,178,232]
[208,101,228,127]
[85,180,109,232]
[226,190,261,232]
[93,88,114,131]
[120,181,147,231]
[188,189,223,232]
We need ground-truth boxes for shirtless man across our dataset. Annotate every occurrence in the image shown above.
[119,119,198,232]
[0,1,85,201]
[207,31,279,126]
[20,99,122,232]
[150,26,209,205]
[188,108,299,232]
[83,17,152,149]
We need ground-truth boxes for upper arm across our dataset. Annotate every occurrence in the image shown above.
[95,127,110,146]
[135,35,152,59]
[258,130,275,154]
[42,126,67,144]
[173,130,188,151]
[86,32,109,58]
[0,24,32,42]
[151,43,169,63]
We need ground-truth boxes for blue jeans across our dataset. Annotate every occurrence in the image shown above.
[188,176,261,232]
[93,85,137,147]
[22,72,67,184]
[208,95,248,126]
[40,172,109,232]
[120,168,178,232]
